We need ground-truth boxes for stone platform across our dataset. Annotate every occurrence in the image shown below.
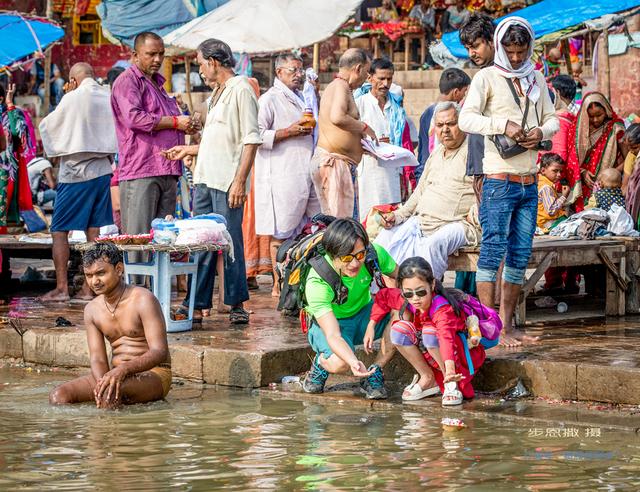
[2,289,640,405]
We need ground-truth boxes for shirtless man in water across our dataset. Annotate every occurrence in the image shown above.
[311,48,378,219]
[49,243,171,407]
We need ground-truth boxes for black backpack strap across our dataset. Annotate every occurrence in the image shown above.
[364,245,386,289]
[308,255,348,304]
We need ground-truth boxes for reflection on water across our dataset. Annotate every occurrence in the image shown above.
[0,368,639,491]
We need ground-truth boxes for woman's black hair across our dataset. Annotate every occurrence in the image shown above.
[197,38,236,68]
[501,24,532,47]
[397,257,463,316]
[459,13,495,47]
[322,218,369,258]
[625,123,640,145]
[82,242,123,268]
[539,152,565,169]
[551,74,577,102]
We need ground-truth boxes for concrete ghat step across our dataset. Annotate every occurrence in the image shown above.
[2,327,639,405]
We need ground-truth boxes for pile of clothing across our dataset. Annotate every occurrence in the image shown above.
[549,205,639,239]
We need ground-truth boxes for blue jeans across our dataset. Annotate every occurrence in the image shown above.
[183,185,248,310]
[477,177,537,285]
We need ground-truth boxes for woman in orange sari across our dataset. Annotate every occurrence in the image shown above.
[566,92,625,211]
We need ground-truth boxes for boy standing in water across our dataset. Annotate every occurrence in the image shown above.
[49,242,172,408]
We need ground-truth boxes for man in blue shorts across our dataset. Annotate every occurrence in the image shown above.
[39,62,118,301]
[302,218,398,399]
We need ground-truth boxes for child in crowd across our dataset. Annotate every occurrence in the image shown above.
[388,257,489,406]
[537,153,570,233]
[622,124,640,195]
[587,168,625,211]
[571,61,587,101]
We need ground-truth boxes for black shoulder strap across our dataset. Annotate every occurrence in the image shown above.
[308,255,344,302]
[364,245,386,289]
[505,78,530,130]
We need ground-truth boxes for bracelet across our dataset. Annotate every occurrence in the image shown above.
[362,122,369,133]
[6,104,15,111]
[172,116,178,129]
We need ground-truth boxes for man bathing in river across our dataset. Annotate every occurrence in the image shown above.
[49,243,171,407]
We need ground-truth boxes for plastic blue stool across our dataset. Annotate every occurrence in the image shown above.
[123,250,201,332]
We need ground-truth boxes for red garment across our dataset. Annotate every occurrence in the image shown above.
[371,288,405,323]
[566,96,624,212]
[401,122,417,200]
[421,303,486,399]
[547,110,576,164]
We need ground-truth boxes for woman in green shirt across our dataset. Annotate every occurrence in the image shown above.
[302,218,398,399]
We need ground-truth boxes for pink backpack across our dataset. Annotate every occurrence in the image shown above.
[429,294,502,341]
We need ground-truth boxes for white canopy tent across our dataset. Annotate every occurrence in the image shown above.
[163,0,363,54]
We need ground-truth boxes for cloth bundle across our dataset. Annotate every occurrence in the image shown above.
[549,205,639,239]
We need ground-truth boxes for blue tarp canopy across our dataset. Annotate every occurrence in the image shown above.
[442,0,640,58]
[97,0,229,47]
[0,13,65,69]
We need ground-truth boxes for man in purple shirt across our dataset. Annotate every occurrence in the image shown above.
[111,32,194,242]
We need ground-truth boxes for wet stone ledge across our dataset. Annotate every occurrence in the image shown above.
[1,327,640,405]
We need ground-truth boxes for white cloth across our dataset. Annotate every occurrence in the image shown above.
[39,78,117,157]
[355,92,402,217]
[27,157,52,192]
[254,79,319,239]
[493,16,540,104]
[194,76,262,192]
[303,68,319,146]
[375,217,467,279]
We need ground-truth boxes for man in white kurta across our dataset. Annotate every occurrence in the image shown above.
[254,53,320,294]
[375,102,480,279]
[354,58,404,217]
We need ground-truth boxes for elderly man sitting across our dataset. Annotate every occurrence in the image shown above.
[375,102,479,278]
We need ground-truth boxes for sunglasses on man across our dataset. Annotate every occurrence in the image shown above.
[338,249,366,263]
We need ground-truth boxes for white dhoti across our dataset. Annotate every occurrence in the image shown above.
[375,217,467,279]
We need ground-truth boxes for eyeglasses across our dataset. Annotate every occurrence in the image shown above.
[402,288,429,299]
[339,249,366,263]
[281,67,305,74]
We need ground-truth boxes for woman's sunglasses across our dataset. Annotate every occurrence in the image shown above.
[339,249,366,263]
[402,288,429,299]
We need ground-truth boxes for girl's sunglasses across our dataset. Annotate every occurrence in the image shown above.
[402,288,428,299]
[339,249,366,263]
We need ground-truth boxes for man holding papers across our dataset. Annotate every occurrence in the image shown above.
[375,102,480,278]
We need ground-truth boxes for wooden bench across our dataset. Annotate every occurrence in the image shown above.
[447,237,628,325]
[0,234,82,283]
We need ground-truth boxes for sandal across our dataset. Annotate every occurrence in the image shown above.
[174,306,203,323]
[442,381,463,406]
[229,306,250,325]
[402,374,441,401]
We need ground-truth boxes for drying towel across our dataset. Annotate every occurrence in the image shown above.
[39,78,117,157]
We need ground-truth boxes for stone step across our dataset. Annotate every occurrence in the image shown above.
[3,324,639,405]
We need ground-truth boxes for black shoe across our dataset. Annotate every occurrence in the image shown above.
[302,356,329,394]
[360,364,387,400]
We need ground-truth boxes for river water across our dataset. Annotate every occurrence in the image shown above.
[0,367,638,491]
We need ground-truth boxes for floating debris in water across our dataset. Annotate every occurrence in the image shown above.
[441,418,466,431]
[504,379,530,400]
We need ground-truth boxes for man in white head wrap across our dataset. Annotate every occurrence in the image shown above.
[459,16,559,347]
